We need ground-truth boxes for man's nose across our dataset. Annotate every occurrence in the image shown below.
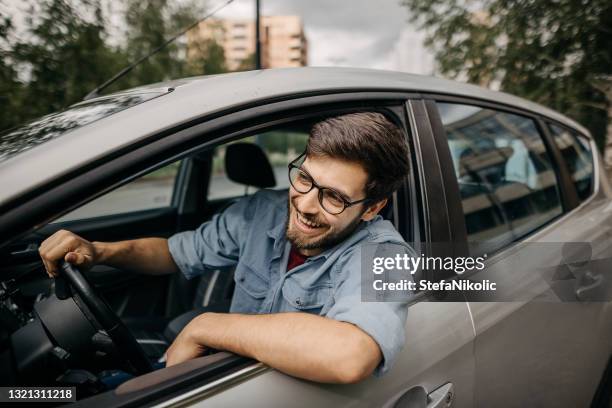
[297,188,320,214]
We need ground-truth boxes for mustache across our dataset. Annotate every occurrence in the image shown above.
[290,197,329,227]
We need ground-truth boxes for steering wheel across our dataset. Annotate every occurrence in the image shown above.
[57,261,153,375]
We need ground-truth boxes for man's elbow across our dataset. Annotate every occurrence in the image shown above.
[334,361,375,384]
[333,333,381,384]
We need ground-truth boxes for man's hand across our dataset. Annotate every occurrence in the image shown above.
[39,232,179,278]
[165,312,381,384]
[166,317,208,367]
[39,230,99,277]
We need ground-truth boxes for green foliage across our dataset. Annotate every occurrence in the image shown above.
[236,52,256,71]
[401,0,611,148]
[170,0,225,76]
[259,131,308,154]
[116,0,176,89]
[110,0,227,89]
[18,1,124,114]
[187,37,227,76]
[0,16,24,131]
[1,0,228,132]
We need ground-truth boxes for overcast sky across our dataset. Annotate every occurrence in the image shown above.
[2,0,426,70]
[214,0,415,68]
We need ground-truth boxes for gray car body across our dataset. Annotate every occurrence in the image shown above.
[1,67,611,407]
[0,67,589,206]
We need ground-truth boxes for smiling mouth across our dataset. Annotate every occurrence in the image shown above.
[293,209,327,233]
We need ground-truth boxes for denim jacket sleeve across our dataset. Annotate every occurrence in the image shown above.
[325,243,410,377]
[167,194,257,280]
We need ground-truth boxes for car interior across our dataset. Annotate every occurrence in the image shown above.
[0,111,406,402]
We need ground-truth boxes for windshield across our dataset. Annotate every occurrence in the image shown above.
[0,88,172,164]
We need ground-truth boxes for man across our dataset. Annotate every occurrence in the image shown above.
[39,112,413,384]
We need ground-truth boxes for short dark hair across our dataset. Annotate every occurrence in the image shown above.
[306,112,410,201]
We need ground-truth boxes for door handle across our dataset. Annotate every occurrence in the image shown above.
[575,273,605,300]
[389,382,454,408]
[427,383,454,408]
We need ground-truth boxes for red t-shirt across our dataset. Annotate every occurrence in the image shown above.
[287,246,308,272]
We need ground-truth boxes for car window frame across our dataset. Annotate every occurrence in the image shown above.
[545,120,596,204]
[177,103,420,242]
[197,105,420,237]
[0,92,417,247]
[0,92,426,406]
[424,93,581,259]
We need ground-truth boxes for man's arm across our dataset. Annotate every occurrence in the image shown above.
[40,192,259,278]
[39,229,179,277]
[165,312,382,384]
[94,237,179,275]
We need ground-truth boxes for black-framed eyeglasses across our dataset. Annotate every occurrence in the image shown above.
[288,152,371,215]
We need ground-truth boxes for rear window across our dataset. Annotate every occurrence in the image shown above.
[0,87,172,164]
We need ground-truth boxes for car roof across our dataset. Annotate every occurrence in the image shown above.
[0,67,590,207]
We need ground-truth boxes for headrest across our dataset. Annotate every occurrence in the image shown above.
[225,143,276,188]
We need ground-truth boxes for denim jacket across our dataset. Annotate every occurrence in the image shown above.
[168,189,413,375]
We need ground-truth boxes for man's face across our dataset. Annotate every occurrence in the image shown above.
[286,155,381,256]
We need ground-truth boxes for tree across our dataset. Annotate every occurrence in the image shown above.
[0,0,228,132]
[170,0,227,76]
[11,0,125,122]
[121,0,175,88]
[118,0,226,88]
[186,37,227,76]
[0,15,24,131]
[236,52,256,72]
[401,0,611,151]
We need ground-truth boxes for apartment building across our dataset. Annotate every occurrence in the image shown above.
[188,15,308,71]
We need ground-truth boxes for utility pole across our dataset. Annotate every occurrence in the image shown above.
[254,0,263,148]
[255,0,262,69]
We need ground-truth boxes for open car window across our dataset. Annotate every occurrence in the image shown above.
[2,102,413,407]
[53,160,182,223]
[208,129,308,200]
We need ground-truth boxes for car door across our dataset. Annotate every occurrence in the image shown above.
[151,97,476,408]
[429,97,612,408]
[4,90,476,408]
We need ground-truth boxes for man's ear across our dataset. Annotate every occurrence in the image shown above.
[360,198,388,221]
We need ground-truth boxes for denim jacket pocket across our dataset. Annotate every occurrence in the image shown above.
[234,264,269,299]
[282,277,332,311]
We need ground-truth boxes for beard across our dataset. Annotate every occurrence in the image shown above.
[285,198,363,252]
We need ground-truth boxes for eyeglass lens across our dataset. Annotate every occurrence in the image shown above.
[289,167,346,214]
